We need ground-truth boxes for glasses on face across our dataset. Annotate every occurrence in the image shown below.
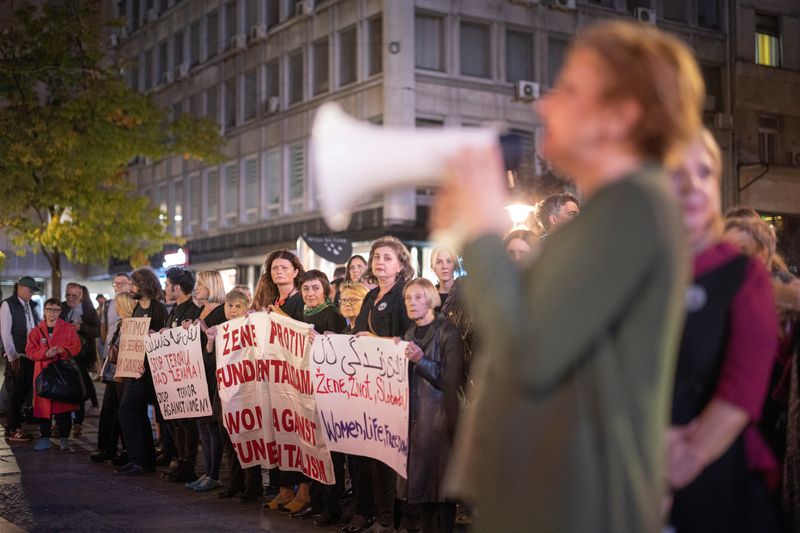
[340,298,361,305]
[113,281,130,288]
[44,307,61,313]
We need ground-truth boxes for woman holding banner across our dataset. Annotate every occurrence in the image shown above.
[345,236,415,533]
[402,278,465,533]
[252,250,305,320]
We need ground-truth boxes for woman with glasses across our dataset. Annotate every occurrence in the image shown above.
[26,298,82,452]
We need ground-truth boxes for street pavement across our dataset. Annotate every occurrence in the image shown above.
[0,375,339,532]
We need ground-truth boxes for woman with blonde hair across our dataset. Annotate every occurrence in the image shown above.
[430,246,460,310]
[339,282,370,333]
[667,129,780,531]
[433,20,704,531]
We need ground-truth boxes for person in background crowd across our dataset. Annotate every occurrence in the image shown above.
[432,20,701,532]
[667,130,781,532]
[535,192,581,240]
[26,297,82,452]
[331,265,347,304]
[91,292,136,464]
[339,282,370,334]
[347,236,415,533]
[502,229,536,264]
[252,250,305,320]
[116,267,168,475]
[346,255,374,290]
[95,294,108,366]
[101,273,132,367]
[232,284,252,302]
[401,279,465,533]
[95,294,107,314]
[293,270,347,523]
[60,282,100,438]
[1,276,41,442]
[160,267,202,484]
[430,246,461,312]
[199,289,250,494]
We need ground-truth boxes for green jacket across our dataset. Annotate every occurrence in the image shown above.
[448,166,688,533]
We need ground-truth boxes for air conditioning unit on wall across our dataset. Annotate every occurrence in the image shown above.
[295,0,315,17]
[634,7,657,25]
[516,80,540,101]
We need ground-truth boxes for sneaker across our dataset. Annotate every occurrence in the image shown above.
[59,438,72,452]
[33,438,52,451]
[194,477,223,492]
[7,430,33,443]
[186,474,209,489]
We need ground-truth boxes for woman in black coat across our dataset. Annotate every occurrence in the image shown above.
[402,278,465,533]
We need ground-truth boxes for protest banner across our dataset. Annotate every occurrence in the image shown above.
[145,324,211,419]
[114,317,151,379]
[264,312,334,484]
[310,334,409,478]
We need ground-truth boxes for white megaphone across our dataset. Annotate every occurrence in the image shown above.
[311,103,513,234]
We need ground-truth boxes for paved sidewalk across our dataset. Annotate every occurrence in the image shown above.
[0,376,337,532]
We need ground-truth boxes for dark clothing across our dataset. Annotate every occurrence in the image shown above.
[4,357,34,432]
[39,412,72,439]
[220,422,262,496]
[60,300,100,369]
[354,280,412,338]
[4,296,39,354]
[198,419,223,479]
[403,317,465,504]
[201,304,227,422]
[304,306,347,335]
[166,298,201,329]
[279,292,305,321]
[670,243,780,533]
[97,381,125,454]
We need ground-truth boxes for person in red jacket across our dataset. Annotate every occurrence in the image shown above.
[25,297,82,452]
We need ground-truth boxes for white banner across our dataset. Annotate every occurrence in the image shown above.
[145,324,212,419]
[310,334,410,478]
[114,317,151,379]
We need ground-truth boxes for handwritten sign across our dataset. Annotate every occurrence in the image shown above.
[310,335,409,477]
[265,313,334,484]
[145,324,211,419]
[215,312,334,484]
[114,317,151,379]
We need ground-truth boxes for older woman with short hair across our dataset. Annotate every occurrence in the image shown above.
[402,278,465,533]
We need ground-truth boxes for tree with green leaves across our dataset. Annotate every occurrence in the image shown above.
[0,0,223,299]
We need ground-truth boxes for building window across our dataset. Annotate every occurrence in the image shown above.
[174,30,184,68]
[288,49,304,105]
[189,174,200,234]
[313,38,329,95]
[158,40,168,84]
[144,48,153,89]
[698,0,719,29]
[225,78,237,128]
[159,0,168,14]
[225,1,237,49]
[173,178,184,237]
[506,30,533,83]
[224,162,239,226]
[663,1,687,23]
[415,13,443,71]
[547,37,569,87]
[265,148,282,217]
[190,92,202,117]
[289,143,304,213]
[368,16,382,76]
[206,85,218,125]
[627,0,650,8]
[171,101,182,120]
[190,21,200,66]
[206,168,219,230]
[587,0,613,6]
[756,14,780,67]
[758,116,779,164]
[157,182,168,225]
[131,0,140,32]
[207,9,219,60]
[245,0,258,28]
[244,157,259,223]
[701,64,723,112]
[117,0,128,21]
[244,69,257,120]
[339,27,357,86]
[460,21,491,79]
[127,66,139,92]
[266,0,279,28]
[266,59,279,105]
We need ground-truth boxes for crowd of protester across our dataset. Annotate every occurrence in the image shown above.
[3,19,800,533]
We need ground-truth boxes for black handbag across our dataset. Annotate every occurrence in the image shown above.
[35,358,87,404]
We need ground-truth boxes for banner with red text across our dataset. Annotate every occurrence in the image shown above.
[216,312,334,484]
[310,334,409,478]
[114,317,151,379]
[145,324,211,419]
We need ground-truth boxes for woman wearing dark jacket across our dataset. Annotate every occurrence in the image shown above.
[402,279,465,533]
[117,267,168,475]
[251,250,305,321]
[345,236,415,533]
